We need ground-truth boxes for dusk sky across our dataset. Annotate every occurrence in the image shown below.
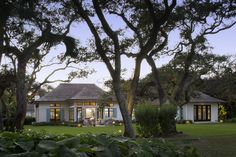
[36,15,236,90]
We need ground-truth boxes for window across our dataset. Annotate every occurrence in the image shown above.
[90,102,96,106]
[84,102,90,106]
[104,108,117,118]
[85,108,95,119]
[50,104,60,122]
[69,108,74,122]
[77,101,96,106]
[194,105,211,121]
[77,107,83,121]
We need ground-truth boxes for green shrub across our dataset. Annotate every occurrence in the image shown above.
[0,131,200,157]
[219,105,227,121]
[159,104,177,135]
[32,122,83,127]
[24,116,36,125]
[135,102,160,137]
[177,120,193,124]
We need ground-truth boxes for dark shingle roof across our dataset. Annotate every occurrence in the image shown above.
[189,91,225,103]
[36,83,104,102]
[150,91,225,105]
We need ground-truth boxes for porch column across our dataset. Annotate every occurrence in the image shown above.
[74,102,77,122]
[94,107,97,126]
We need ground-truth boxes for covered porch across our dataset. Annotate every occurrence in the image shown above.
[45,100,117,125]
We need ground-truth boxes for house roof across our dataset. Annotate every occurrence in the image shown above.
[189,91,225,103]
[151,91,225,105]
[36,83,105,102]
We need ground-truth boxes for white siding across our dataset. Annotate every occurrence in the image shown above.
[113,104,123,121]
[180,103,219,123]
[211,104,219,122]
[37,103,49,122]
[64,107,69,122]
[178,104,194,121]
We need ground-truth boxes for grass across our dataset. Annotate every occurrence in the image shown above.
[25,123,236,157]
[176,123,236,157]
[25,125,125,135]
[177,123,236,137]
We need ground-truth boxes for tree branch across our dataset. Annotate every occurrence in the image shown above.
[73,0,115,77]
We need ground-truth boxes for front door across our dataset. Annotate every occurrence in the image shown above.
[194,105,211,121]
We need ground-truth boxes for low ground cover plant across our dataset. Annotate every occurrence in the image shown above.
[0,130,199,157]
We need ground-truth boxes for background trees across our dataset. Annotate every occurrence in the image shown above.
[0,0,88,130]
[0,0,235,137]
[69,0,176,137]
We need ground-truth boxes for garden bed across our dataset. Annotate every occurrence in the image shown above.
[0,131,198,157]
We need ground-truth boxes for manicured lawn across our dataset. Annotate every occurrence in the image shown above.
[25,125,125,135]
[176,123,236,157]
[25,123,236,157]
[176,123,236,137]
[25,123,236,137]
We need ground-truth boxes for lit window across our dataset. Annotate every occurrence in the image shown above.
[194,105,211,121]
[50,104,60,122]
[105,108,114,118]
[85,108,95,119]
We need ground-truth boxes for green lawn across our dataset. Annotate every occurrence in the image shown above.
[177,123,236,137]
[176,123,236,157]
[25,123,236,157]
[25,125,125,135]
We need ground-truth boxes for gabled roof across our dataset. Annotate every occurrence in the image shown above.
[150,91,225,105]
[189,91,225,103]
[36,83,104,102]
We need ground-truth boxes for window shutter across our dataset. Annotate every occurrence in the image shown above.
[61,108,64,122]
[75,109,78,122]
[113,108,117,118]
[46,109,50,122]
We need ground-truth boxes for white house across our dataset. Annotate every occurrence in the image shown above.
[35,83,123,124]
[35,84,224,124]
[178,91,225,123]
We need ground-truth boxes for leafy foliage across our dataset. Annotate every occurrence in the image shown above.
[24,117,36,125]
[135,102,177,137]
[219,105,227,121]
[135,102,160,137]
[159,104,177,135]
[0,131,199,157]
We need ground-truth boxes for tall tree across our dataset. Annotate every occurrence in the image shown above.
[147,0,236,106]
[69,0,176,137]
[1,0,79,130]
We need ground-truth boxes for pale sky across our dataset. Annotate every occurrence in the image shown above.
[36,16,236,90]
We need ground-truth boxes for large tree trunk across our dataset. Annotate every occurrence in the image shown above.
[113,79,135,138]
[0,98,3,130]
[0,8,3,65]
[127,57,142,117]
[146,56,177,134]
[0,10,4,130]
[14,60,27,131]
[146,56,165,105]
[173,46,195,104]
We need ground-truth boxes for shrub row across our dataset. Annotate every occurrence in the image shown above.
[135,102,177,137]
[0,130,199,157]
[24,116,36,125]
[32,122,82,127]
